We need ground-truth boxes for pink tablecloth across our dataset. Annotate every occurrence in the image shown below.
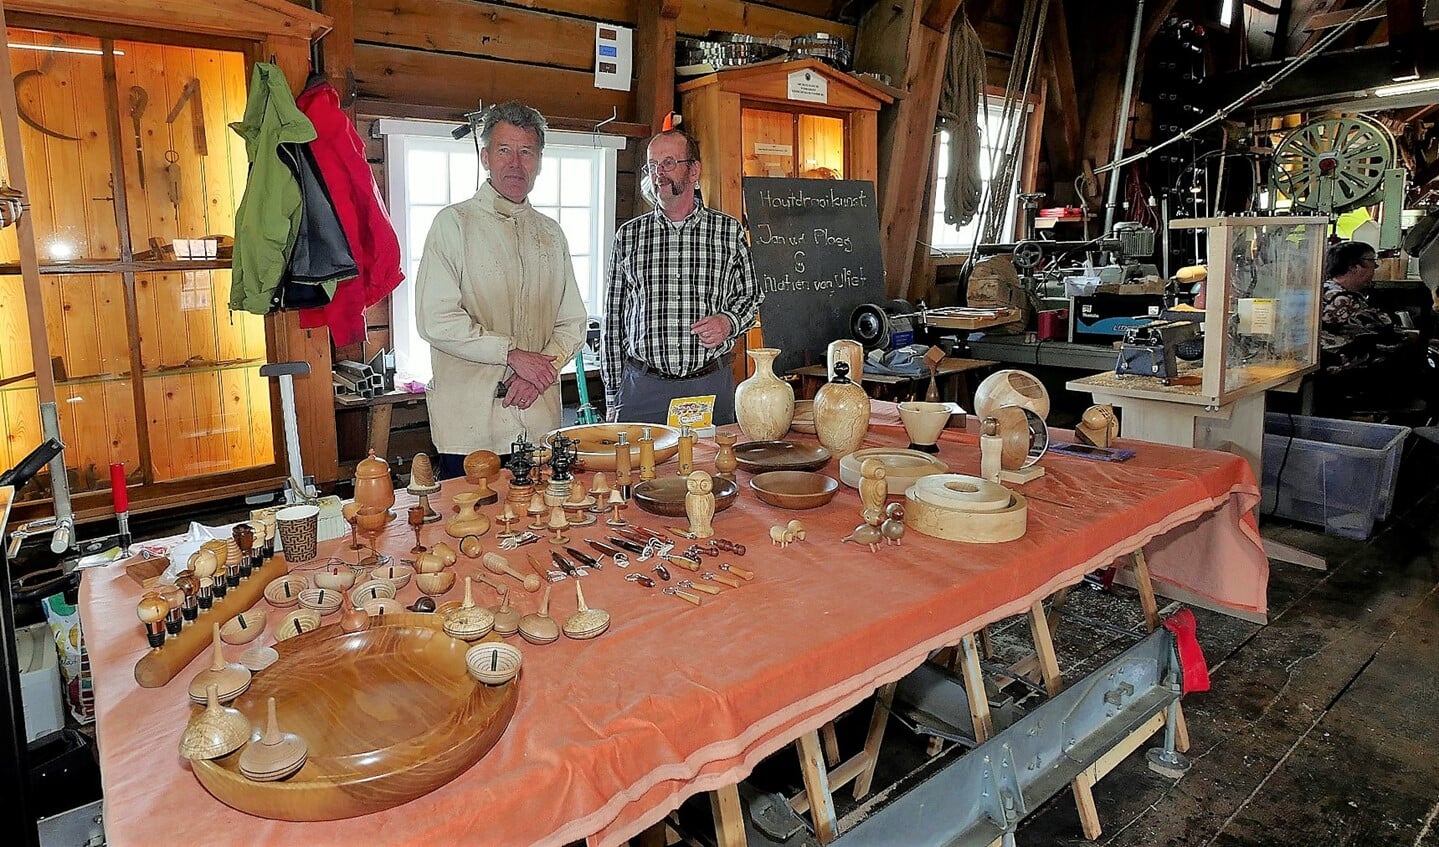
[82,405,1265,847]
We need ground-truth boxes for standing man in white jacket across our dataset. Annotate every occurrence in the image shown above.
[416,101,587,477]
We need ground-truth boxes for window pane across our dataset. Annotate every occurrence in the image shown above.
[410,205,442,259]
[407,149,449,205]
[449,151,479,202]
[531,159,561,206]
[560,156,593,206]
[571,256,592,310]
[560,207,592,255]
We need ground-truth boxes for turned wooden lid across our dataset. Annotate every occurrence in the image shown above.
[355,449,390,479]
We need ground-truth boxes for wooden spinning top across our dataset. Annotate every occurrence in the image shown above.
[518,584,559,644]
[239,697,308,782]
[179,684,250,761]
[339,603,371,634]
[491,587,521,636]
[188,624,252,704]
[563,581,611,640]
[442,577,495,642]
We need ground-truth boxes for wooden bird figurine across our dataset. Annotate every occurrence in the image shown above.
[684,470,715,539]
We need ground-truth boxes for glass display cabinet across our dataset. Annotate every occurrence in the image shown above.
[1176,215,1326,406]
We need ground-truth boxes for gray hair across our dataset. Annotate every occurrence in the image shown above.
[479,101,547,150]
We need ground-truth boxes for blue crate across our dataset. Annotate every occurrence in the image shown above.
[1261,413,1409,540]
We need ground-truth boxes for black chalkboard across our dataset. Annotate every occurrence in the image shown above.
[742,178,886,376]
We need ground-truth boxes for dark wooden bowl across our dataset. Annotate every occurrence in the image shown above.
[631,476,740,517]
[732,440,832,474]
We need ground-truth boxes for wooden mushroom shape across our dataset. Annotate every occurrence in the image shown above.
[188,624,252,704]
[239,697,309,782]
[442,577,495,642]
[179,684,250,761]
[518,584,559,645]
[562,581,611,640]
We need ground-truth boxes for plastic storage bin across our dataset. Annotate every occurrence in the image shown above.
[1260,413,1409,540]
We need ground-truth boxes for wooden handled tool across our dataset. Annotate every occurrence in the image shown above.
[663,586,701,606]
[703,571,742,588]
[525,553,553,583]
[664,555,700,572]
[719,562,753,580]
[482,551,541,592]
[678,579,720,595]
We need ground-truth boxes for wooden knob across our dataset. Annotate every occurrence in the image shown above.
[137,594,169,624]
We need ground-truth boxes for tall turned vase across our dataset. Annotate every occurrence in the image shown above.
[734,347,793,441]
[813,361,870,456]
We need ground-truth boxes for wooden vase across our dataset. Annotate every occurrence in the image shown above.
[813,361,869,456]
[353,450,395,516]
[734,347,793,441]
[714,432,737,481]
[446,492,491,539]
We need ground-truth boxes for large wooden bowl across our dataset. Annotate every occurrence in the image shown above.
[190,614,517,820]
[732,440,832,474]
[632,476,739,517]
[749,471,839,510]
[838,447,949,495]
[545,423,681,471]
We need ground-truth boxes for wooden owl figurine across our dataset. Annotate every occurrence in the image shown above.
[859,458,887,526]
[684,470,716,539]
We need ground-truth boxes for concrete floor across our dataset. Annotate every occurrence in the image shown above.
[666,438,1439,847]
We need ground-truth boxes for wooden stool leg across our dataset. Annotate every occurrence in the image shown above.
[977,625,995,660]
[635,820,668,847]
[852,682,896,799]
[1029,600,1103,839]
[367,402,393,460]
[958,634,993,742]
[820,722,841,768]
[709,783,746,847]
[795,730,839,844]
[1130,550,1190,752]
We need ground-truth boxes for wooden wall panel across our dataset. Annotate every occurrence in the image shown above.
[356,0,597,72]
[355,43,635,122]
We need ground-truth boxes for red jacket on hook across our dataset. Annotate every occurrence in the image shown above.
[295,79,404,346]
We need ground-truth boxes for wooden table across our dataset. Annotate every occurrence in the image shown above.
[333,389,426,460]
[81,406,1267,847]
[790,357,998,407]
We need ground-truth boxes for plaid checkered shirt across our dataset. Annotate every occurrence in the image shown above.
[601,201,763,404]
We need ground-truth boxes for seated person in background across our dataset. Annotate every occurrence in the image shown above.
[1318,241,1426,415]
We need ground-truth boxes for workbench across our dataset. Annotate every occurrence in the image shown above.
[789,357,998,407]
[81,406,1266,846]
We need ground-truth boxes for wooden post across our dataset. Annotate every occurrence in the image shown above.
[795,730,839,844]
[855,0,967,300]
[709,782,746,847]
[636,0,682,133]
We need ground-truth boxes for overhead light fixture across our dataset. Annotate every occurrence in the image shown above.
[10,42,122,56]
[1373,77,1439,97]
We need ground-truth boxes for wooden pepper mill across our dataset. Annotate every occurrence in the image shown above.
[677,426,695,476]
[980,417,1003,482]
[638,428,657,481]
[614,431,633,498]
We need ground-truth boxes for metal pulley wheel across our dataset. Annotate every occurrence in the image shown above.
[850,300,916,350]
[1012,240,1045,271]
[1270,115,1396,214]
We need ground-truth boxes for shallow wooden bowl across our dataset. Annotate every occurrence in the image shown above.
[415,571,456,597]
[838,447,950,496]
[297,588,343,617]
[190,613,518,820]
[632,476,739,517]
[373,563,414,591]
[219,610,267,645]
[546,423,682,471]
[733,440,832,474]
[749,471,840,510]
[263,575,309,608]
[313,567,357,592]
[465,642,523,685]
[349,579,395,608]
[274,610,322,642]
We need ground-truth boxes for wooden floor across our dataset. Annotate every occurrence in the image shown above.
[668,437,1439,847]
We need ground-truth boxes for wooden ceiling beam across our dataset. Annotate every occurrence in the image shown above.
[921,0,966,32]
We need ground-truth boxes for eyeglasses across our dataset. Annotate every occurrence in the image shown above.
[1360,257,1379,267]
[642,157,696,175]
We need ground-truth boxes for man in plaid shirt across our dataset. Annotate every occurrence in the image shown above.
[601,127,763,424]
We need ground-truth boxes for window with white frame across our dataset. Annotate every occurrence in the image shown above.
[929,96,1028,252]
[377,119,623,384]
